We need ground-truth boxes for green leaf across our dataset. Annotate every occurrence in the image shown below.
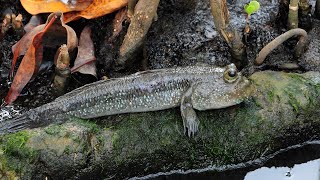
[244,0,260,16]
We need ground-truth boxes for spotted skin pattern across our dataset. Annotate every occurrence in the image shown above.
[0,64,251,136]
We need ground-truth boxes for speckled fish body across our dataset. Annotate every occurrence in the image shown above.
[0,64,251,134]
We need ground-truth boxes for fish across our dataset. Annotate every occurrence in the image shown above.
[0,64,251,136]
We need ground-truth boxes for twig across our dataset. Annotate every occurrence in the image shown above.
[209,0,247,69]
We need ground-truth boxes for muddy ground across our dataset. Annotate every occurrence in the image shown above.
[1,0,319,110]
[0,0,320,179]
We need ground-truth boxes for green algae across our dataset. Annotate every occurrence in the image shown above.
[0,131,38,178]
[0,71,319,179]
[104,71,320,169]
[267,90,275,102]
[44,124,63,135]
[0,131,35,159]
[72,118,101,134]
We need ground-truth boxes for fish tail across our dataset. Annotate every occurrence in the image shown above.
[0,114,31,135]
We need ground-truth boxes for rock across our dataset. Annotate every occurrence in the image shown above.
[0,71,319,179]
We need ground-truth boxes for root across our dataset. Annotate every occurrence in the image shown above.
[255,28,308,65]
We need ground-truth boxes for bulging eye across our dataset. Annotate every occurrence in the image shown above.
[224,68,239,83]
[228,69,236,77]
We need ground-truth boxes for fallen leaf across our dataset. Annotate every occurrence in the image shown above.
[6,12,78,104]
[5,15,56,104]
[11,12,77,78]
[11,25,43,78]
[24,15,42,33]
[10,16,42,68]
[20,0,93,15]
[63,0,128,23]
[71,26,96,77]
[42,12,78,51]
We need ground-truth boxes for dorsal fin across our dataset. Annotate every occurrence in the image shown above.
[55,69,166,101]
[131,68,165,76]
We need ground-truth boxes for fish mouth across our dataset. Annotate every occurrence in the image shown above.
[196,76,253,111]
[237,77,253,99]
[228,75,253,103]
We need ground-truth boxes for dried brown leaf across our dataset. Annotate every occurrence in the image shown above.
[24,15,42,33]
[71,26,96,77]
[6,12,78,104]
[5,15,57,104]
[11,12,77,77]
[21,0,93,15]
[63,0,127,23]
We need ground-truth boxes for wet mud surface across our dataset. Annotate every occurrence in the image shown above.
[0,0,318,109]
[0,0,320,178]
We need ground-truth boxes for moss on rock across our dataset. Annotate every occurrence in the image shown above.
[0,71,319,179]
[0,131,37,179]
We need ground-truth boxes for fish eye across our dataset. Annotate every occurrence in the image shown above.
[228,70,237,77]
[224,68,239,83]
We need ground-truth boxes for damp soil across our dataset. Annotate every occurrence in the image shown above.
[1,0,320,179]
[0,0,318,109]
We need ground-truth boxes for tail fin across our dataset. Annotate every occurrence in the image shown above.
[0,114,32,135]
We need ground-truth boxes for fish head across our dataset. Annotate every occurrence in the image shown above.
[192,64,252,110]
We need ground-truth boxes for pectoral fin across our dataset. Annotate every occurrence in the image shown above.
[180,86,200,137]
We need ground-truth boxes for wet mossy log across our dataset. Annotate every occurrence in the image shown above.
[0,71,320,179]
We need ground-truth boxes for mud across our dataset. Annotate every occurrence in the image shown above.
[0,0,318,109]
[0,0,320,179]
[299,19,320,71]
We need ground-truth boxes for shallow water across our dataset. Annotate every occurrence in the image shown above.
[132,141,320,180]
[245,159,320,180]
